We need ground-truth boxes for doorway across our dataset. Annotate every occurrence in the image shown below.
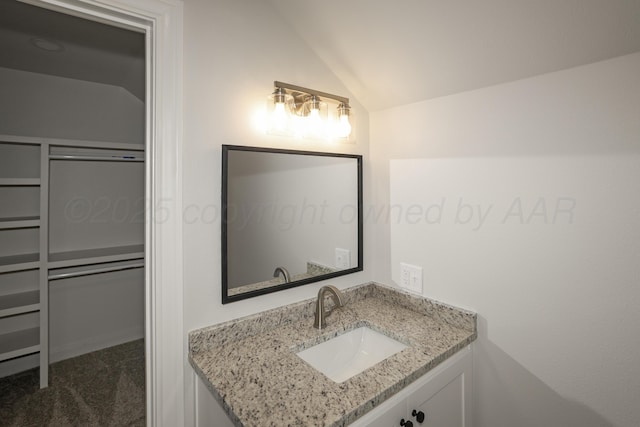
[0,0,183,424]
[0,0,185,426]
[0,0,146,423]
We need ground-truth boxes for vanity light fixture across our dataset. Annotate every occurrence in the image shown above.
[266,81,354,142]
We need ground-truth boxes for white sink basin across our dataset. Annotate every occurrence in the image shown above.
[296,326,407,383]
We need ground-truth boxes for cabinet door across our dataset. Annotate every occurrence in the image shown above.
[350,346,473,427]
[406,350,472,427]
[355,399,407,427]
[409,374,463,427]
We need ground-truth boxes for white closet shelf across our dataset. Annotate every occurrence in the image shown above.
[49,154,144,162]
[49,259,144,281]
[48,244,144,269]
[0,178,40,186]
[0,216,40,229]
[0,291,39,318]
[0,328,40,362]
[0,254,40,274]
[0,134,144,151]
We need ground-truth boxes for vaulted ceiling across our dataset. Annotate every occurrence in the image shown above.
[269,0,640,111]
[1,1,639,111]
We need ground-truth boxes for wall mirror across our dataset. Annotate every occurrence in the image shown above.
[222,145,363,303]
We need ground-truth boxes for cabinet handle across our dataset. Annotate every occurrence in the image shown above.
[412,409,425,423]
[400,419,413,427]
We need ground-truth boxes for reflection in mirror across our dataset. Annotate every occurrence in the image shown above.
[222,145,362,303]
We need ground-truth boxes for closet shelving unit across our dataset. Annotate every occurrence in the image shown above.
[0,138,43,381]
[0,134,145,388]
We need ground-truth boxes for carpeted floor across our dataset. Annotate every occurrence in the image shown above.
[0,340,145,427]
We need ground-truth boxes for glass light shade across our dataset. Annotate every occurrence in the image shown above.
[337,114,352,136]
[303,96,328,139]
[266,90,294,135]
[327,103,355,142]
[335,103,352,139]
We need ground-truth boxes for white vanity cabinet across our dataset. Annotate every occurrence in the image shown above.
[194,345,472,427]
[350,345,472,427]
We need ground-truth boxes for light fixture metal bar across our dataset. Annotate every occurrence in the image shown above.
[274,81,349,105]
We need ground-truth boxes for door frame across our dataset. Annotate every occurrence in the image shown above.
[22,0,184,425]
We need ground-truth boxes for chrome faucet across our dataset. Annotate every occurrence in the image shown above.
[314,285,344,329]
[273,266,291,283]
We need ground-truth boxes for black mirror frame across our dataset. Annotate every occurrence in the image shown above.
[221,144,363,304]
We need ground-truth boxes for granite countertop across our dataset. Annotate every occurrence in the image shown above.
[189,282,477,427]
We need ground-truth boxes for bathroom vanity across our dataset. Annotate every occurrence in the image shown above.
[189,283,477,426]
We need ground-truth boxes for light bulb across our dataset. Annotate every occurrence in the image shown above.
[272,102,287,131]
[336,114,352,138]
[307,107,322,136]
[267,88,293,135]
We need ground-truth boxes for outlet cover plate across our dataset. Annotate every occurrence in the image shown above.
[400,262,423,294]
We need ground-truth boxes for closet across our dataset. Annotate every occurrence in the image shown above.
[0,1,145,388]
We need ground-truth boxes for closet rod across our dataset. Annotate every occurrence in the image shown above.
[48,262,144,281]
[49,155,144,162]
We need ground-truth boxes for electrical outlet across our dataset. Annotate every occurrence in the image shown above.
[409,265,423,294]
[335,248,351,269]
[400,263,412,289]
[400,262,423,294]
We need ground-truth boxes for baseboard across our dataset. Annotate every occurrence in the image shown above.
[50,327,144,363]
[0,326,143,379]
[0,353,39,379]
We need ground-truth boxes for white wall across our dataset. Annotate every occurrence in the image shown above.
[0,67,144,144]
[49,268,144,362]
[47,160,145,361]
[48,160,144,253]
[182,0,371,424]
[371,53,640,427]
